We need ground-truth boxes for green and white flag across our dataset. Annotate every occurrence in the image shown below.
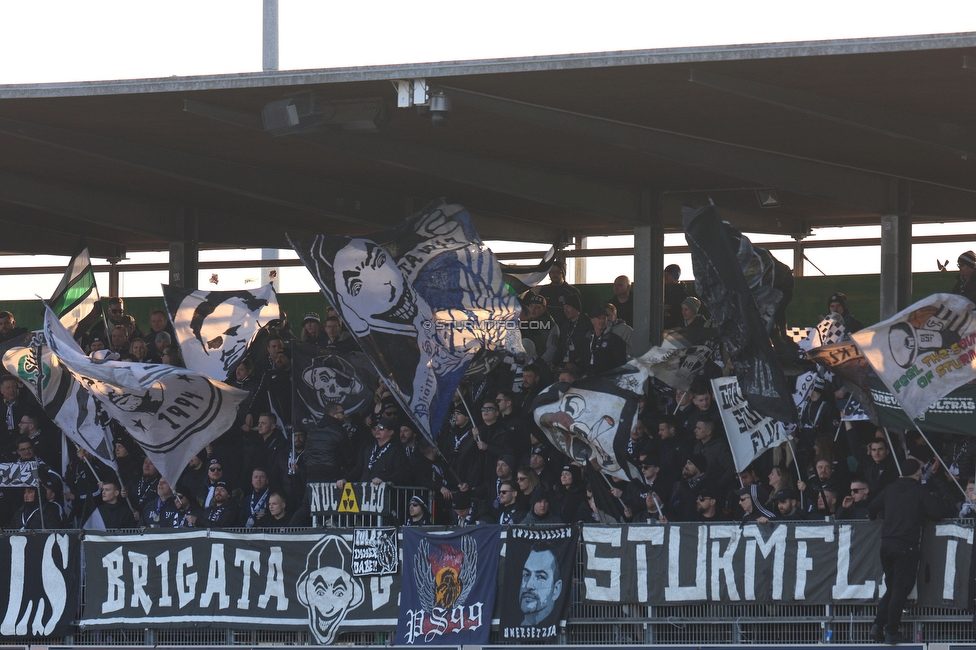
[50,246,100,337]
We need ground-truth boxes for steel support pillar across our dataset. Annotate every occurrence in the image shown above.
[880,213,912,319]
[262,0,278,72]
[169,211,199,290]
[633,191,664,354]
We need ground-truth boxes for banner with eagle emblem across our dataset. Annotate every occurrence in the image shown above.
[396,525,500,645]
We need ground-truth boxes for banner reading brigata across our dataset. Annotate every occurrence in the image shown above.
[0,532,80,638]
[499,526,579,642]
[397,526,501,645]
[81,530,400,643]
[581,521,972,608]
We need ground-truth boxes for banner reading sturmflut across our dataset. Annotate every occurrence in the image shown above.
[711,376,790,473]
[580,521,972,608]
[81,530,400,643]
[0,532,81,638]
[852,293,976,420]
[397,525,501,645]
[499,526,578,642]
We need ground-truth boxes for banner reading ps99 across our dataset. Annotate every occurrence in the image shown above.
[82,530,399,643]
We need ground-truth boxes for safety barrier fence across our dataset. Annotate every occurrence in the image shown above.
[1,516,974,646]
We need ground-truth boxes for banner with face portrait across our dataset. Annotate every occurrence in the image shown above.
[163,285,280,382]
[292,344,379,426]
[81,530,400,642]
[852,293,976,420]
[290,201,523,442]
[532,367,647,482]
[499,526,578,642]
[396,525,501,645]
[43,305,248,489]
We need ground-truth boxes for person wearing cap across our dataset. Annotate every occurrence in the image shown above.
[451,490,481,526]
[301,311,329,346]
[670,454,710,521]
[693,487,728,522]
[826,292,864,333]
[521,293,561,365]
[339,416,409,488]
[680,297,706,328]
[607,275,633,326]
[772,489,806,520]
[200,480,239,528]
[663,264,687,329]
[405,495,432,526]
[868,458,954,644]
[952,250,976,304]
[438,404,485,493]
[585,306,628,374]
[632,489,669,524]
[556,293,593,368]
[736,484,778,524]
[538,260,583,330]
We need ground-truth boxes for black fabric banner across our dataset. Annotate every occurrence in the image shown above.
[499,526,579,642]
[307,482,391,517]
[0,532,81,638]
[683,204,797,424]
[581,521,972,608]
[292,344,379,426]
[81,530,400,643]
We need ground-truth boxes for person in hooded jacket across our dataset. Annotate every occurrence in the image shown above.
[826,292,864,333]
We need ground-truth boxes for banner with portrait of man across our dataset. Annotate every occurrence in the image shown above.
[498,526,579,642]
[290,201,523,442]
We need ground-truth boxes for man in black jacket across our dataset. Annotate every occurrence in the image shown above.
[339,417,409,487]
[868,459,952,644]
[96,480,136,529]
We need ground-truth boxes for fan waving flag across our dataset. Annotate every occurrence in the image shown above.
[684,204,797,424]
[499,243,557,297]
[851,293,976,421]
[2,333,117,468]
[43,305,248,488]
[290,201,523,440]
[50,246,102,337]
[163,285,280,381]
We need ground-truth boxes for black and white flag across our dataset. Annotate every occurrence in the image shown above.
[2,334,117,468]
[43,305,248,488]
[163,284,280,381]
[290,201,523,441]
[292,343,378,426]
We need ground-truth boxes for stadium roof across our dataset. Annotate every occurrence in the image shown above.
[1,32,976,258]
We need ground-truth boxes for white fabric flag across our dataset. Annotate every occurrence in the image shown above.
[632,345,712,392]
[163,284,280,381]
[851,293,976,420]
[3,336,117,469]
[711,376,790,473]
[43,305,249,488]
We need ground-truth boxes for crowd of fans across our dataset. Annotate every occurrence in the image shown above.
[0,261,972,531]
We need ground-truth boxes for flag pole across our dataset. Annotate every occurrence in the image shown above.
[881,427,903,477]
[912,422,968,502]
[785,437,803,511]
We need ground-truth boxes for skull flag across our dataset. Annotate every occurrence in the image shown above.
[292,343,379,426]
[289,201,523,440]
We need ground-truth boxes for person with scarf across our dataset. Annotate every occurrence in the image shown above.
[140,476,181,528]
[239,467,272,528]
[7,485,62,529]
[338,417,408,487]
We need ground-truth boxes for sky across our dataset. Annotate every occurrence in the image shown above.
[0,1,974,296]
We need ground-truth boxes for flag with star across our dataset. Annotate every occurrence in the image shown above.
[43,304,248,488]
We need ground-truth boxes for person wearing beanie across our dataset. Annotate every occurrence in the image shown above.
[521,293,561,365]
[405,495,432,526]
[681,297,706,328]
[551,464,587,523]
[521,486,559,524]
[953,250,976,304]
[868,457,954,644]
[663,264,688,329]
[826,292,864,333]
[669,454,711,521]
[557,292,593,368]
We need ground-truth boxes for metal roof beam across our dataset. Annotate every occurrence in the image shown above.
[688,68,976,158]
[0,117,409,230]
[300,130,642,224]
[445,86,976,219]
[0,172,181,238]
